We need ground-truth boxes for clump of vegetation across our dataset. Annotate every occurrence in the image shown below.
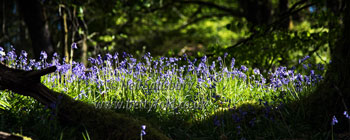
[1,47,343,139]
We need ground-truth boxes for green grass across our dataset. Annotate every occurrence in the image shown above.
[0,49,333,139]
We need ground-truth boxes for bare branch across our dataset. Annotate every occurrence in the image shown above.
[282,0,307,17]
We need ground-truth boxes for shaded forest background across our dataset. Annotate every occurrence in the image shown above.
[0,0,339,70]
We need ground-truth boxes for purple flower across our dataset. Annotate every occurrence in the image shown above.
[141,125,146,136]
[253,68,260,75]
[304,76,310,85]
[299,55,310,64]
[7,51,17,60]
[317,64,324,71]
[21,50,28,58]
[197,78,203,83]
[201,56,207,63]
[303,64,308,70]
[182,53,187,60]
[239,71,247,81]
[96,55,103,65]
[121,52,126,58]
[113,52,119,60]
[53,52,59,57]
[224,52,228,58]
[296,73,303,82]
[88,57,95,64]
[310,70,315,75]
[217,56,222,61]
[258,99,263,105]
[0,47,5,59]
[128,79,133,85]
[71,43,78,49]
[40,51,47,60]
[210,61,215,71]
[130,58,137,64]
[344,111,350,119]
[240,65,248,72]
[19,50,28,64]
[331,115,338,125]
[169,57,175,63]
[106,53,112,60]
[230,58,235,69]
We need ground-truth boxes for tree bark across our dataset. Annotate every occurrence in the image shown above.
[81,34,88,65]
[0,131,25,140]
[62,10,69,63]
[238,0,272,27]
[279,0,292,30]
[301,0,350,132]
[17,0,54,59]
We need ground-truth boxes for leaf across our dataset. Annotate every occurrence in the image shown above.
[0,100,10,110]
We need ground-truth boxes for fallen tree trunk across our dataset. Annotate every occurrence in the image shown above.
[0,63,169,140]
[0,131,28,140]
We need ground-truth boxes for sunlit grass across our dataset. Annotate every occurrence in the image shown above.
[0,47,328,139]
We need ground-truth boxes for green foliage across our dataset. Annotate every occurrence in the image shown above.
[218,22,331,71]
[0,99,10,110]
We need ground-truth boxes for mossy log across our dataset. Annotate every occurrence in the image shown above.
[0,63,170,140]
[0,131,30,140]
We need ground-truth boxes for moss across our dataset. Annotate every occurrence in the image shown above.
[56,93,169,140]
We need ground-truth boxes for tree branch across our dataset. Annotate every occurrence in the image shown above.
[226,2,318,51]
[280,0,307,17]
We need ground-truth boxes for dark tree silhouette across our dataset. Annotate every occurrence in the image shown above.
[279,0,290,29]
[302,0,350,131]
[238,0,272,27]
[17,0,54,59]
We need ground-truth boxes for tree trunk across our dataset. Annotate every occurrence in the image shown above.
[238,0,272,28]
[17,0,54,59]
[302,0,350,132]
[81,34,88,65]
[0,131,26,140]
[279,0,292,30]
[62,10,70,63]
